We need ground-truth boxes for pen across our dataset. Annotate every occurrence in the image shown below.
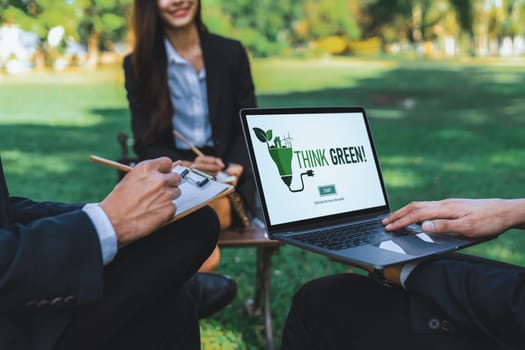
[173,130,205,158]
[172,130,230,182]
[89,155,133,173]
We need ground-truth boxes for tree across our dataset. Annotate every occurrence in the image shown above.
[449,0,476,55]
[76,0,132,67]
[2,0,78,69]
[219,0,303,56]
[300,0,360,40]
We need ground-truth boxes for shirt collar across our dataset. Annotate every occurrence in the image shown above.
[164,37,187,65]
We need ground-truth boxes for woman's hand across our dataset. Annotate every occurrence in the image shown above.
[191,155,225,176]
[224,163,244,187]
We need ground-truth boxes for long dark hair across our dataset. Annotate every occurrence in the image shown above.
[131,0,207,142]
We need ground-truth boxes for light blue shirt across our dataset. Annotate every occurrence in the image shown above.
[82,203,118,265]
[164,38,213,150]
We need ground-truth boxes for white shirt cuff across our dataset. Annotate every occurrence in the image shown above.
[400,261,421,289]
[82,203,118,265]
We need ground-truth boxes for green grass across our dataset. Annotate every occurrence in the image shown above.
[1,57,525,349]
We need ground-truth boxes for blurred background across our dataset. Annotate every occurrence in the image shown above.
[2,0,525,69]
[1,1,525,349]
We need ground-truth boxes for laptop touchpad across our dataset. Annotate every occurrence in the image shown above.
[376,233,458,256]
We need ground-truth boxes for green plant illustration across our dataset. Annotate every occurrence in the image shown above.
[252,127,314,192]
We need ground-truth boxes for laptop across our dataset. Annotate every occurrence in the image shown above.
[240,106,489,269]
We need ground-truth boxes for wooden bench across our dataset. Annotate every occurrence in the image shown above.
[218,225,282,350]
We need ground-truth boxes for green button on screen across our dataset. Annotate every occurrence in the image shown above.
[318,185,336,196]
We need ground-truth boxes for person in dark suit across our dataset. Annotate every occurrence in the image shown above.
[0,156,219,350]
[281,198,525,350]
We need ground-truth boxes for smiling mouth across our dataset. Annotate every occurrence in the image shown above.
[171,7,191,18]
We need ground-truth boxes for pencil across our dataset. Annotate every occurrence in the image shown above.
[172,130,205,157]
[89,155,133,173]
[172,131,236,183]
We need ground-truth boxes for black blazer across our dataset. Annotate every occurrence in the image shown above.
[0,158,103,350]
[406,254,525,349]
[124,30,258,215]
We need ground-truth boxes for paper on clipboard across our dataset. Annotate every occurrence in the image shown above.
[216,171,237,184]
[171,165,234,221]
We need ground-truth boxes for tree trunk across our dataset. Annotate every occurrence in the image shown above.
[34,47,46,70]
[86,31,100,68]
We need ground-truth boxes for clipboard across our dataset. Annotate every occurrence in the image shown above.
[171,165,234,221]
[88,155,234,222]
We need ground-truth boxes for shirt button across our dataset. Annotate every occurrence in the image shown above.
[64,296,76,304]
[50,297,65,307]
[428,318,440,330]
[36,299,50,308]
[25,300,37,308]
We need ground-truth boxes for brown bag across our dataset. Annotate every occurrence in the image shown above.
[227,191,250,228]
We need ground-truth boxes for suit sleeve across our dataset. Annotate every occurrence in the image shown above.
[224,42,258,215]
[9,196,83,224]
[123,55,181,161]
[405,257,525,349]
[0,209,104,312]
[226,41,257,166]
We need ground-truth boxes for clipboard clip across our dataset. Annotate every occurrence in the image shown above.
[180,168,212,187]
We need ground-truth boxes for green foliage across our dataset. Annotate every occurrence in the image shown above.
[303,0,360,40]
[202,0,234,36]
[5,0,78,40]
[449,0,474,34]
[4,0,525,60]
[76,0,132,45]
[216,0,302,56]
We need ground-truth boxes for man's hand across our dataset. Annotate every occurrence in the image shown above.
[99,157,181,246]
[383,198,525,239]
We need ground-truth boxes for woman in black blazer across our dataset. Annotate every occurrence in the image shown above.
[124,0,257,273]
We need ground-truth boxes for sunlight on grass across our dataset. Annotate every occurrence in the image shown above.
[381,156,424,166]
[442,162,475,172]
[252,57,398,94]
[435,129,475,140]
[2,150,72,176]
[454,109,492,124]
[0,66,124,86]
[368,109,405,119]
[504,99,525,118]
[382,169,423,188]
[489,150,525,166]
[0,112,104,127]
[200,319,246,350]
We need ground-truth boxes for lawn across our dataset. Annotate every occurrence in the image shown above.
[1,57,525,349]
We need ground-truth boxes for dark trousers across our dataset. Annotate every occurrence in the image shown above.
[54,206,219,350]
[282,254,510,350]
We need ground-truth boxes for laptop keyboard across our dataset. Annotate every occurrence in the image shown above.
[292,220,419,250]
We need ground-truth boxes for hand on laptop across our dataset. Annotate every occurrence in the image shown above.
[383,198,525,239]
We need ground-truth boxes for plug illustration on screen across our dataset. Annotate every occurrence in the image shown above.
[253,127,314,193]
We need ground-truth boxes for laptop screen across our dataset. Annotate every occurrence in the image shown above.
[241,107,390,229]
